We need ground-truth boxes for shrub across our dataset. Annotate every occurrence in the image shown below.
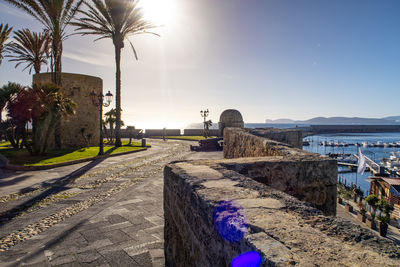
[376,215,390,224]
[365,194,378,207]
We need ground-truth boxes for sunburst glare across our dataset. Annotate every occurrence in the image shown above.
[138,0,176,25]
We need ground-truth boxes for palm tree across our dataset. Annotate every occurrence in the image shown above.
[72,0,159,147]
[104,108,124,142]
[4,0,84,85]
[7,83,76,155]
[6,29,51,74]
[0,24,13,66]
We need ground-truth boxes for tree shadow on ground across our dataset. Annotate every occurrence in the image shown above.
[8,219,87,267]
[0,175,32,187]
[104,146,117,155]
[0,168,29,180]
[0,158,106,226]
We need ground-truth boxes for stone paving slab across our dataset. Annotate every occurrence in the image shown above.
[0,140,222,266]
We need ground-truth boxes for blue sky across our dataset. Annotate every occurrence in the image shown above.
[1,0,400,128]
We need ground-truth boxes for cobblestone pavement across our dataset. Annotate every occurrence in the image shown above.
[0,139,222,266]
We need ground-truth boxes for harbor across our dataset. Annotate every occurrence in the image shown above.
[302,132,400,196]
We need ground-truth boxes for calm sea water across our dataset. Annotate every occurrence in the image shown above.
[245,123,308,129]
[302,132,400,196]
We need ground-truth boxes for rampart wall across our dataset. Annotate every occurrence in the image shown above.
[248,128,302,148]
[144,129,181,137]
[223,127,336,215]
[163,127,400,266]
[164,160,400,266]
[183,129,219,136]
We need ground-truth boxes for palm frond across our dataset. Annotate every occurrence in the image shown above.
[0,24,13,65]
[127,39,138,60]
[73,0,160,53]
[5,29,51,74]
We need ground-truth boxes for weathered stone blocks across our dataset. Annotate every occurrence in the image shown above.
[164,161,400,266]
[33,72,102,148]
[218,109,244,137]
[223,128,336,215]
[247,128,303,149]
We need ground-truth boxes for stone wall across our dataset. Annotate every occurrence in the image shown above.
[33,72,102,148]
[223,127,307,158]
[164,161,400,266]
[223,127,336,215]
[248,128,302,148]
[183,129,219,136]
[144,129,181,137]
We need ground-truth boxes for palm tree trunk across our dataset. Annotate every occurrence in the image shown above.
[52,36,62,86]
[109,121,114,143]
[34,60,41,75]
[52,36,63,148]
[114,45,122,147]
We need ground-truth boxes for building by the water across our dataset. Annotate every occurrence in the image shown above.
[367,177,400,220]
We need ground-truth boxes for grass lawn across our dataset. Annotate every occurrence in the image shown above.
[149,136,216,141]
[0,141,148,166]
[0,141,12,149]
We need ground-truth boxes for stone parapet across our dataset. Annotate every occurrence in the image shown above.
[183,129,219,136]
[144,129,181,137]
[223,128,304,158]
[223,127,336,215]
[248,128,303,149]
[221,157,337,215]
[164,160,400,266]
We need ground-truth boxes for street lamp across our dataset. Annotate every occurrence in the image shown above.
[90,90,113,155]
[200,109,210,138]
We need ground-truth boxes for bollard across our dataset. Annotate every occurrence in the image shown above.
[142,138,146,147]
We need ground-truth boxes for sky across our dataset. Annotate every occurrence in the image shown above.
[1,0,400,129]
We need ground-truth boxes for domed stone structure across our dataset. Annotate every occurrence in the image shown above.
[218,109,244,136]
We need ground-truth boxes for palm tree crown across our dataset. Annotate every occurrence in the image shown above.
[0,24,13,66]
[6,29,51,74]
[4,0,84,85]
[72,0,159,147]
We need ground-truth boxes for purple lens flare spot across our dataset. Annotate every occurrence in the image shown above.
[232,251,263,267]
[213,200,248,243]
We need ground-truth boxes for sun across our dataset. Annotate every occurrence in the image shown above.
[138,0,176,25]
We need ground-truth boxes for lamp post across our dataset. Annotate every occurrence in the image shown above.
[90,90,113,155]
[200,109,209,138]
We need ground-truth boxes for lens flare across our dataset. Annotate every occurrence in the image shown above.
[232,251,263,267]
[213,200,248,243]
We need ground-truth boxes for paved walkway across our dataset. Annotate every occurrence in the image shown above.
[0,139,222,266]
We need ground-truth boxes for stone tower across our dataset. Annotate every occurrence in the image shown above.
[218,109,244,137]
[33,72,103,148]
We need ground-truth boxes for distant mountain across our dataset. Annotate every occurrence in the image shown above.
[382,116,400,122]
[265,116,400,125]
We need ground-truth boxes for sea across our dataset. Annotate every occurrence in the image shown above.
[301,132,400,196]
[246,123,400,196]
